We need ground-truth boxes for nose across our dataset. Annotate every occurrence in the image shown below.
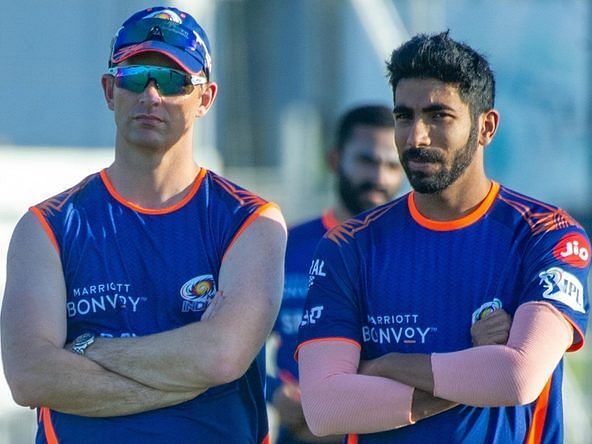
[373,162,401,192]
[406,118,430,147]
[139,80,162,105]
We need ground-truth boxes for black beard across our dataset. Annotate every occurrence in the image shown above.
[337,173,390,216]
[402,124,479,194]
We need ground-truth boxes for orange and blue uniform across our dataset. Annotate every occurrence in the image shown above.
[297,182,590,444]
[32,169,273,443]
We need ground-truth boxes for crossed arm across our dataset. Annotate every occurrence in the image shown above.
[359,301,573,407]
[1,207,286,416]
[299,304,574,436]
[297,309,515,436]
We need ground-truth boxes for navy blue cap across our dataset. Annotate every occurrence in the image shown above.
[110,6,212,76]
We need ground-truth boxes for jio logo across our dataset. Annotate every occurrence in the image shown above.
[553,233,590,268]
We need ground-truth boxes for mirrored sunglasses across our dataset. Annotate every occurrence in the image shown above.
[106,65,207,96]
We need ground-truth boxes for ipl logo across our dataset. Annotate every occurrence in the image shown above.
[538,267,584,313]
[180,274,217,312]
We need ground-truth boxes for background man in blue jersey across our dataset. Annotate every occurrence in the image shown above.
[1,6,286,443]
[268,105,404,443]
[297,32,590,443]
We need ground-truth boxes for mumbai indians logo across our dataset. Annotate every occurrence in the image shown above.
[471,298,502,325]
[143,9,184,24]
[539,267,585,313]
[180,274,217,312]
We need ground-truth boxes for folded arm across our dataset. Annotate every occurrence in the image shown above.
[359,302,572,407]
[83,205,287,391]
[298,340,456,437]
[1,212,200,417]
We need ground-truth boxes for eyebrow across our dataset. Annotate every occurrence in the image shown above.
[393,103,456,114]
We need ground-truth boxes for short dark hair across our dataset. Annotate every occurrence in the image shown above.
[335,105,394,152]
[386,31,495,117]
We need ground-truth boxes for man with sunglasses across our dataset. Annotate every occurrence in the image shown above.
[1,6,286,444]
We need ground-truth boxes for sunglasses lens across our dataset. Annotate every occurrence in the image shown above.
[114,68,149,93]
[154,69,192,95]
[112,66,192,96]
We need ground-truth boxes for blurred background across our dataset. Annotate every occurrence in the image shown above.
[0,0,590,442]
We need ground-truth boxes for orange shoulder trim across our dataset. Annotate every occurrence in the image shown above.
[212,174,268,207]
[498,190,580,235]
[221,202,280,262]
[326,200,400,246]
[564,315,586,352]
[35,174,95,218]
[30,207,60,255]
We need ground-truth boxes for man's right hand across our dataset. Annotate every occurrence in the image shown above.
[470,309,512,346]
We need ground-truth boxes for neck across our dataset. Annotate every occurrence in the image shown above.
[108,137,200,209]
[412,158,491,221]
[332,201,354,223]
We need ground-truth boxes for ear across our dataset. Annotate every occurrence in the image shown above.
[195,82,218,118]
[101,74,115,111]
[326,148,341,173]
[478,109,500,147]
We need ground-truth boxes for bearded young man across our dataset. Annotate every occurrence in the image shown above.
[296,32,590,444]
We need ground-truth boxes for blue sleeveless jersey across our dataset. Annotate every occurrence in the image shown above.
[298,182,590,444]
[31,168,273,444]
[270,211,337,390]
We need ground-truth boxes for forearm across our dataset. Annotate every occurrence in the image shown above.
[411,389,458,422]
[432,302,572,406]
[299,341,418,436]
[84,320,239,391]
[360,356,456,421]
[364,302,573,407]
[361,353,435,394]
[7,342,201,417]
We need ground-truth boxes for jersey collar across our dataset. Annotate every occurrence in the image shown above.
[408,181,500,231]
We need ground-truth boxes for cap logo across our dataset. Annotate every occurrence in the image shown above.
[143,9,183,24]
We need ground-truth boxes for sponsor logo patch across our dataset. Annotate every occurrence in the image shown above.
[68,282,145,318]
[539,267,585,313]
[180,274,217,312]
[471,298,502,325]
[552,233,590,268]
[308,258,327,288]
[300,306,324,326]
[363,313,436,345]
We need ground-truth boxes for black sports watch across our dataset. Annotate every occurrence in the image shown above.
[72,333,96,355]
